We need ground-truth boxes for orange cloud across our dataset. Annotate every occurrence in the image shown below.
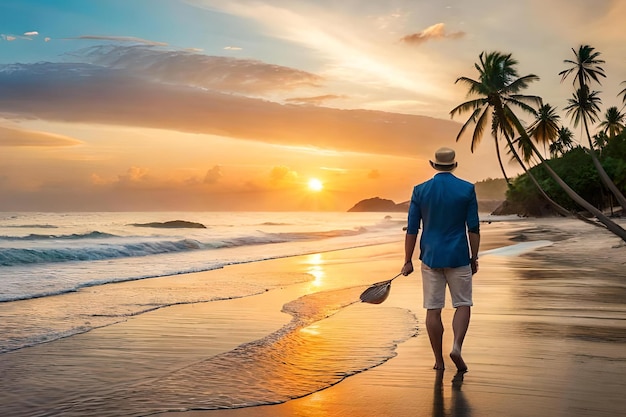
[0,62,461,159]
[269,166,299,186]
[0,125,82,147]
[117,166,149,185]
[285,94,347,105]
[400,23,465,45]
[204,165,223,184]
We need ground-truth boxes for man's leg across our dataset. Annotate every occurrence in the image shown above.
[450,305,470,372]
[426,308,445,370]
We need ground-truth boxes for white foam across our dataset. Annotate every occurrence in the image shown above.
[479,240,553,257]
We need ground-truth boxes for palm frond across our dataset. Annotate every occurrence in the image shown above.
[454,105,487,142]
[560,44,606,88]
[619,81,626,105]
[505,74,540,93]
[450,98,487,118]
[471,107,491,152]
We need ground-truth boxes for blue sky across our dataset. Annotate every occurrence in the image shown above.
[0,0,625,211]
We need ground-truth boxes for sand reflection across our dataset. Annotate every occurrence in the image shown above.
[433,370,472,417]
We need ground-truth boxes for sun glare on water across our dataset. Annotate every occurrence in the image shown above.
[308,178,324,192]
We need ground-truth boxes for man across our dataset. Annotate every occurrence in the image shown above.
[401,147,480,372]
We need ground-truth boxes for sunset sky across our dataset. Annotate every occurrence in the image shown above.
[1,0,625,211]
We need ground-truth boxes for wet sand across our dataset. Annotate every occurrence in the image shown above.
[172,218,626,417]
[2,218,625,416]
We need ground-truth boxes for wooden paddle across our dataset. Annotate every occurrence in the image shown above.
[359,273,402,304]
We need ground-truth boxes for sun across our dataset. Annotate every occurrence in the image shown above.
[308,178,324,192]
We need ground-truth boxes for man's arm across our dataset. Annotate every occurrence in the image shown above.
[402,233,418,275]
[402,186,420,276]
[468,231,480,274]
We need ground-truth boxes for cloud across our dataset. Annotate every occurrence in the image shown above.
[2,32,42,41]
[0,61,462,159]
[0,125,82,147]
[204,165,223,184]
[286,94,346,105]
[71,45,323,94]
[400,23,465,45]
[224,46,242,51]
[117,166,150,185]
[65,35,168,46]
[269,166,298,185]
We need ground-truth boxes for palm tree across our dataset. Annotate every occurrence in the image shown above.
[563,86,602,128]
[555,127,575,154]
[598,106,626,138]
[593,131,609,150]
[559,45,626,212]
[528,103,561,156]
[549,141,563,158]
[452,51,626,241]
[559,45,606,88]
[548,127,575,158]
[451,51,573,219]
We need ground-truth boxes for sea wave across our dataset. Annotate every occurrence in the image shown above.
[0,227,376,267]
[23,286,418,416]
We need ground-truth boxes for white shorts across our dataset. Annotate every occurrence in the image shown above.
[421,263,473,309]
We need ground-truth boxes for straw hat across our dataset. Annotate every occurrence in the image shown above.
[429,147,457,171]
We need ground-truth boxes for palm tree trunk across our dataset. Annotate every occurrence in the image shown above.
[507,111,626,241]
[493,110,575,219]
[493,135,511,185]
[582,117,626,212]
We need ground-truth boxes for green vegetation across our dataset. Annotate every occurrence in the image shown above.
[451,46,626,242]
[507,131,626,214]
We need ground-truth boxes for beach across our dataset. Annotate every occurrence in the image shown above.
[175,218,626,417]
[1,216,626,416]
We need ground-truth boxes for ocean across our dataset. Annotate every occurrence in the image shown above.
[0,211,412,351]
[0,210,529,416]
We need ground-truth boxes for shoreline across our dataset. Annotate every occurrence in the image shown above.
[1,217,625,416]
[168,217,626,417]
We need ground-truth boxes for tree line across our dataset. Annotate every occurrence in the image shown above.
[451,46,626,242]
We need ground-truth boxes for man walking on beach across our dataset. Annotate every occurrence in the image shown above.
[401,147,480,372]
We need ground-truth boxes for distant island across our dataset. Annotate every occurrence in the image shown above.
[347,197,409,212]
[130,220,206,229]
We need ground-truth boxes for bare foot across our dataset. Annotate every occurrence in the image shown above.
[450,347,467,372]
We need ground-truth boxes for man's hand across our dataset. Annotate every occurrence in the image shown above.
[470,258,479,274]
[401,260,414,276]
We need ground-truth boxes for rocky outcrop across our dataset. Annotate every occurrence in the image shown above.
[347,197,409,212]
[131,220,207,229]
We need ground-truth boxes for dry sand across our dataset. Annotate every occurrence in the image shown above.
[169,218,626,417]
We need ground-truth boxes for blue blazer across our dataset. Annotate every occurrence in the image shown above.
[406,172,479,268]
